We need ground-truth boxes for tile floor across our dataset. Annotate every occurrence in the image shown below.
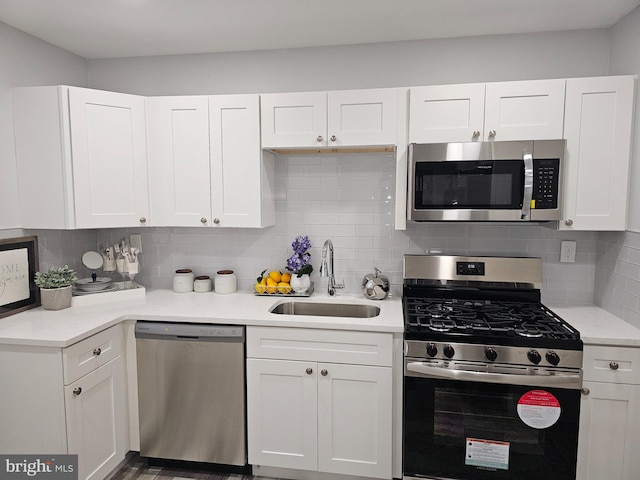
[106,453,284,480]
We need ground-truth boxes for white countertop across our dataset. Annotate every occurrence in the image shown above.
[1,289,639,349]
[0,289,405,348]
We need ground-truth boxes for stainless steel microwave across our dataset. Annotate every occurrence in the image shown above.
[408,140,565,222]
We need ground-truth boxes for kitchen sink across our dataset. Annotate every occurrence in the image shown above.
[269,301,380,318]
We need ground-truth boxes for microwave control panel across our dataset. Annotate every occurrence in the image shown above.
[532,159,560,209]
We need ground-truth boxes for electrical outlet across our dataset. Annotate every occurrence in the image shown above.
[130,234,142,253]
[560,240,576,263]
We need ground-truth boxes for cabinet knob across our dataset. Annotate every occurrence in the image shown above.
[93,348,101,356]
[565,219,573,227]
[472,131,480,139]
[139,217,147,224]
[610,361,619,370]
[316,135,324,142]
[581,387,590,396]
[321,369,328,376]
[306,367,313,375]
[200,217,207,224]
[213,218,220,225]
[330,135,337,142]
[73,387,82,396]
[488,130,496,138]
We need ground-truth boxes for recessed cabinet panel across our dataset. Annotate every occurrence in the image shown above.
[147,96,211,226]
[69,87,149,228]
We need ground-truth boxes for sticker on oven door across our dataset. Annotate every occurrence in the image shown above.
[517,390,561,429]
[465,438,509,470]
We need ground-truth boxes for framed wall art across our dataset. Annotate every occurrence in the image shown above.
[0,236,40,319]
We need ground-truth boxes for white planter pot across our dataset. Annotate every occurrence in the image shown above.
[290,273,311,293]
[40,286,72,310]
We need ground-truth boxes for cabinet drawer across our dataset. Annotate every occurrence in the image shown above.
[63,324,123,384]
[582,345,640,384]
[247,327,392,366]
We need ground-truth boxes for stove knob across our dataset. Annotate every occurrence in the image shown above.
[527,349,542,365]
[426,343,438,357]
[443,345,455,359]
[546,351,560,366]
[485,347,498,362]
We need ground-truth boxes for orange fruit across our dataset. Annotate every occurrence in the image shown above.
[281,272,291,283]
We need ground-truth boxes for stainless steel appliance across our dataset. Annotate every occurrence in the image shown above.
[408,140,564,222]
[402,255,583,480]
[135,322,246,467]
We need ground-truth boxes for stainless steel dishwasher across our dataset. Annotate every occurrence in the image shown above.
[135,321,246,466]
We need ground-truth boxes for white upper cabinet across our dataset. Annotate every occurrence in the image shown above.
[147,96,212,227]
[13,86,149,229]
[409,79,565,143]
[147,94,275,228]
[260,88,398,149]
[409,83,486,143]
[209,94,274,228]
[561,75,636,231]
[484,79,566,141]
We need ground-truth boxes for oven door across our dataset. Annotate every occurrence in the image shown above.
[403,359,581,480]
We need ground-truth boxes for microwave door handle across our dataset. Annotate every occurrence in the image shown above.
[521,151,534,220]
[406,361,582,390]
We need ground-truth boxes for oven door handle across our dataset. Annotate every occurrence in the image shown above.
[406,362,582,390]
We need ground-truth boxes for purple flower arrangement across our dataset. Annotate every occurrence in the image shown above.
[286,235,313,277]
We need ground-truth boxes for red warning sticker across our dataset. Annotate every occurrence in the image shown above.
[517,390,561,429]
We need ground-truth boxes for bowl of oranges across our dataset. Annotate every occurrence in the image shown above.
[254,269,314,296]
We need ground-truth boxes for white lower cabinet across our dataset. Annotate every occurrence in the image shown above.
[577,345,640,479]
[0,325,128,480]
[246,327,393,479]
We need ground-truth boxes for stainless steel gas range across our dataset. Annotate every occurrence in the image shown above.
[402,255,583,480]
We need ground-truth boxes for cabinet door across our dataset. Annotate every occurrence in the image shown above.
[327,88,397,146]
[246,358,318,471]
[260,91,327,148]
[562,76,635,231]
[209,94,272,227]
[484,79,566,141]
[409,83,485,143]
[147,96,212,226]
[64,356,127,480]
[577,381,640,480]
[68,87,149,228]
[317,363,393,479]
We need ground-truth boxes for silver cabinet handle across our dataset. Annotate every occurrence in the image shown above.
[321,369,328,376]
[610,362,619,370]
[316,135,323,142]
[213,218,220,225]
[73,387,82,396]
[306,367,313,375]
[93,348,101,356]
[488,130,496,138]
[472,131,480,139]
[330,135,337,142]
[581,387,590,395]
[200,217,207,224]
[565,219,573,227]
[139,217,147,224]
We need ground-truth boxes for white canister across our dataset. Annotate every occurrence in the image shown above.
[194,275,212,293]
[215,270,237,294]
[173,269,194,293]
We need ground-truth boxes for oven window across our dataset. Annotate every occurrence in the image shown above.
[414,160,524,210]
[403,376,580,480]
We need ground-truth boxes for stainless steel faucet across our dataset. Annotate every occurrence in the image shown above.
[319,239,345,296]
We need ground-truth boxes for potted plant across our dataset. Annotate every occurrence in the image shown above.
[286,235,313,293]
[34,265,78,310]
